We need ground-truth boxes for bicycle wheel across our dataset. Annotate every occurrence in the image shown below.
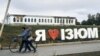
[9,41,20,53]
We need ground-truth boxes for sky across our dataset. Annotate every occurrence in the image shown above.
[0,0,100,23]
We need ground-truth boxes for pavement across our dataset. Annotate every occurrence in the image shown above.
[0,40,100,56]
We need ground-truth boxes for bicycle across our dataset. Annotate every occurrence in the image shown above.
[9,36,37,53]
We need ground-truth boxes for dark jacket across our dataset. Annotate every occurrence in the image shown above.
[20,29,31,40]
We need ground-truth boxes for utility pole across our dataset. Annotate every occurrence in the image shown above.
[0,0,11,49]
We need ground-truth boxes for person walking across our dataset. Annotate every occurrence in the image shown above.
[27,27,36,53]
[18,27,31,52]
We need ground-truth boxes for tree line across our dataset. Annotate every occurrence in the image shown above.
[76,13,100,25]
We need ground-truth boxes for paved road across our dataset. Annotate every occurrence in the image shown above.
[0,41,100,56]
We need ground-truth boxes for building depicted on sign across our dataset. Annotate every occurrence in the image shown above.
[5,14,76,25]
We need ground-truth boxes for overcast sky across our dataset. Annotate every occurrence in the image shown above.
[0,0,100,23]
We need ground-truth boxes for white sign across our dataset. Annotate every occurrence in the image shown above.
[35,28,98,41]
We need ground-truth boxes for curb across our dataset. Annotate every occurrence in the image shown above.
[1,40,100,50]
[37,40,100,47]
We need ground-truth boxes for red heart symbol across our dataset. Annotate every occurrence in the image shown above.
[48,29,59,40]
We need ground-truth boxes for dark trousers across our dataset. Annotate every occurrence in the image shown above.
[19,40,31,52]
[24,40,31,52]
[19,40,25,52]
[28,41,36,52]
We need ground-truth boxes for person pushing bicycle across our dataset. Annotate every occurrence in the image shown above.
[18,27,36,53]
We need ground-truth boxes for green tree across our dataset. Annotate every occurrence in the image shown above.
[81,20,87,25]
[95,13,100,25]
[87,15,96,25]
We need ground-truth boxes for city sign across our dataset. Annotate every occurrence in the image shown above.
[34,28,98,41]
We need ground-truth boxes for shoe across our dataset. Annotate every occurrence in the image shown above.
[34,49,36,53]
[28,50,31,52]
[22,51,26,53]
